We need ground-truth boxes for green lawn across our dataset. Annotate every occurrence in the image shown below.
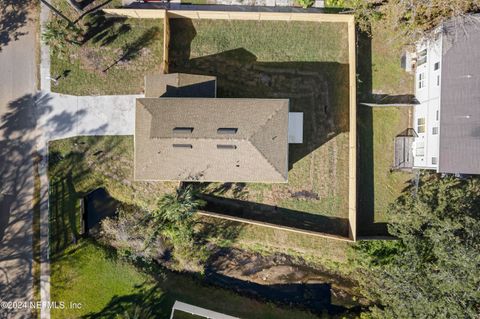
[369,22,414,95]
[170,19,351,236]
[51,240,323,319]
[355,19,414,236]
[51,241,151,318]
[358,107,413,234]
[49,0,163,95]
[48,136,177,258]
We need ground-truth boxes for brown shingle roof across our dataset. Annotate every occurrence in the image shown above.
[134,98,289,182]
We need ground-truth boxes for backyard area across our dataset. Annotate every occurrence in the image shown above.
[48,0,164,95]
[169,18,351,237]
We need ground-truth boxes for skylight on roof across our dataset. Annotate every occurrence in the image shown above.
[173,127,194,134]
[217,144,237,150]
[217,128,238,135]
[173,144,193,149]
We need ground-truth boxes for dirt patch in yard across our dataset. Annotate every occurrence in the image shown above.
[206,248,368,311]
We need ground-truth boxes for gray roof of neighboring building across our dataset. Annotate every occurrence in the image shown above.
[439,17,480,174]
[145,72,217,98]
[134,98,289,182]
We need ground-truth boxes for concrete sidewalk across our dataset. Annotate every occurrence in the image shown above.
[37,4,139,318]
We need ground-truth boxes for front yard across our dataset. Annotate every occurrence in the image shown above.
[48,0,164,95]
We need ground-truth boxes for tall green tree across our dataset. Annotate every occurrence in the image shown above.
[345,0,479,41]
[355,174,480,318]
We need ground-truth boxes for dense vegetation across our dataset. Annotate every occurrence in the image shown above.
[102,186,211,272]
[345,0,480,42]
[354,174,480,318]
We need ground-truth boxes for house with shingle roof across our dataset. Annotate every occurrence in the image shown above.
[134,73,302,182]
[411,15,480,175]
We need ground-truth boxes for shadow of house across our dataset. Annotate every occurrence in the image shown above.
[162,82,216,98]
[168,19,350,169]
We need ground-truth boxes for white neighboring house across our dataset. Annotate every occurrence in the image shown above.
[412,32,443,169]
[412,16,480,174]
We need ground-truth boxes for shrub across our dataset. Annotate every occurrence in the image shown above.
[101,205,169,263]
[297,0,315,8]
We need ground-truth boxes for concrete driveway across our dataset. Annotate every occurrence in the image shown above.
[0,1,37,318]
[36,93,139,142]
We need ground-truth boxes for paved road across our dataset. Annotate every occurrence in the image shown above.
[0,1,37,318]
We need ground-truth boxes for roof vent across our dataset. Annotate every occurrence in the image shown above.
[173,144,193,149]
[173,127,194,134]
[217,144,237,150]
[217,128,238,135]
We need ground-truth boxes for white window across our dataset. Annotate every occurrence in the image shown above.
[417,118,426,133]
[418,49,427,66]
[432,157,438,165]
[432,127,439,135]
[418,73,426,89]
[416,141,425,156]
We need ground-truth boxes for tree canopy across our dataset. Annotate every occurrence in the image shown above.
[355,174,480,318]
[348,0,480,41]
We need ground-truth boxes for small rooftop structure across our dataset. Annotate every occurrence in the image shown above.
[145,72,217,98]
[134,97,289,182]
[288,112,303,144]
[393,128,417,170]
[170,300,239,319]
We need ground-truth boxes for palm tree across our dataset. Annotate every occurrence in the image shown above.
[42,18,82,55]
[154,185,206,223]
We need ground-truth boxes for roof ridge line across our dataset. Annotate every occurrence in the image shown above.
[247,104,285,140]
[247,103,288,179]
[247,140,286,179]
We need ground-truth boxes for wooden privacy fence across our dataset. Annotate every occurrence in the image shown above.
[103,8,357,241]
[162,13,170,73]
